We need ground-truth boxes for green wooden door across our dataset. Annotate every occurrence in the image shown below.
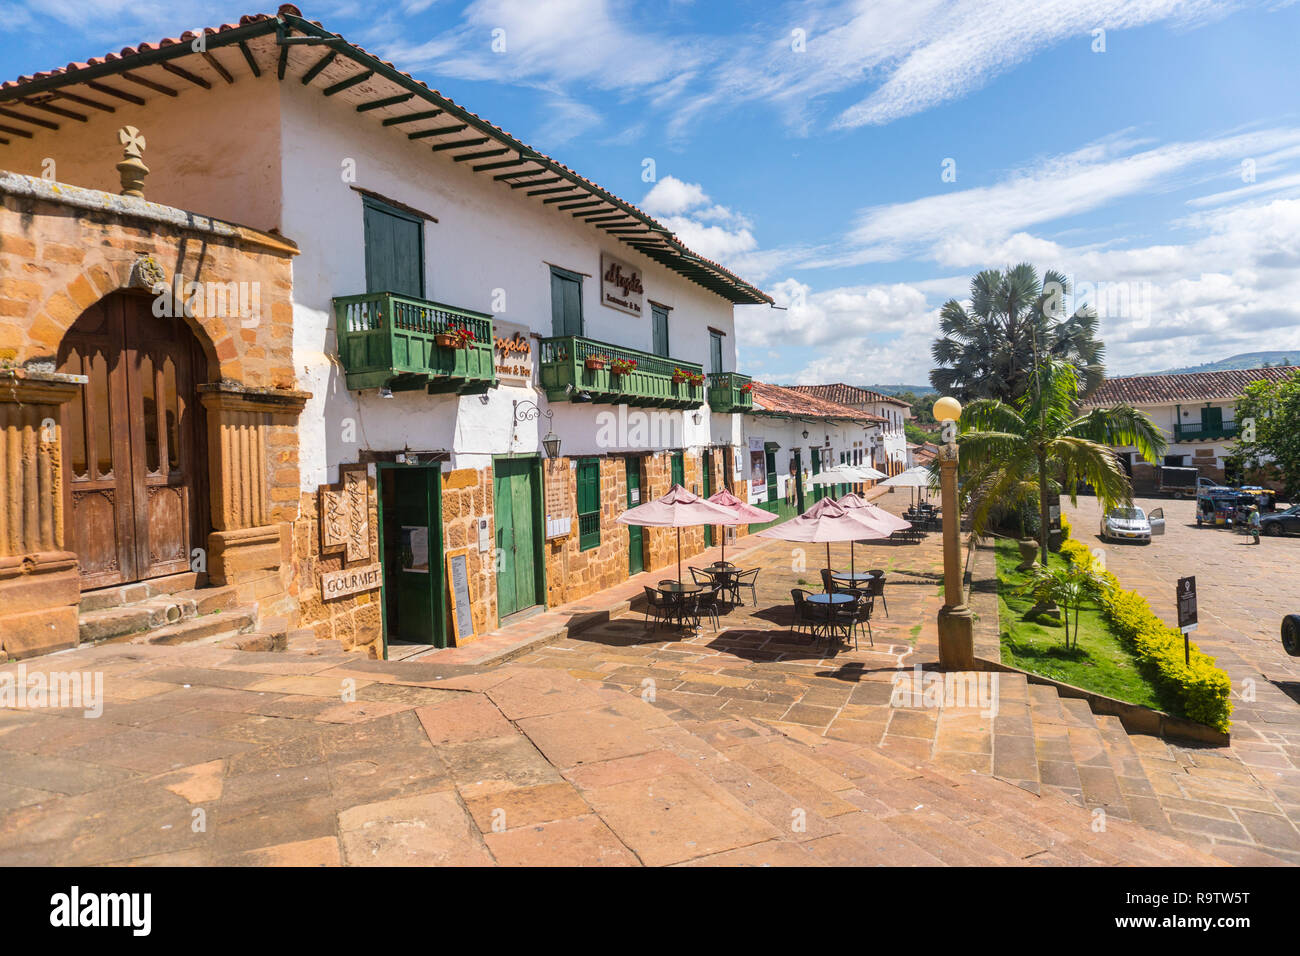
[765,450,777,510]
[495,458,540,619]
[671,451,684,490]
[702,449,714,547]
[811,449,822,502]
[382,466,444,648]
[793,449,805,513]
[626,458,644,575]
[363,197,424,298]
[709,332,723,374]
[652,305,670,358]
[1202,405,1223,434]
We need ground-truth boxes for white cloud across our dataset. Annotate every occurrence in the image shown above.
[640,176,760,268]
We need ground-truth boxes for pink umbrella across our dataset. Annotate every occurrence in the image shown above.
[758,498,910,577]
[617,484,738,583]
[830,493,911,576]
[705,487,775,565]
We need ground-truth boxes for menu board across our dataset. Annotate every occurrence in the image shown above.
[446,549,475,644]
[544,463,572,539]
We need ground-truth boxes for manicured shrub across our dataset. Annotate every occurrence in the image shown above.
[1059,535,1232,732]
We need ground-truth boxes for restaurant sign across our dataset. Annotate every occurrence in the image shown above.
[321,562,381,601]
[601,253,643,317]
[493,320,534,385]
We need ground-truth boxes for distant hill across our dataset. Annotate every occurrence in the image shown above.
[1143,351,1300,376]
[862,384,933,396]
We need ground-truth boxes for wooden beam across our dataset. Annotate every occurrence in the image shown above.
[160,61,211,90]
[301,50,337,86]
[51,90,114,113]
[510,175,560,189]
[202,52,235,84]
[356,92,414,112]
[238,40,262,78]
[453,148,507,162]
[554,199,603,209]
[407,124,467,140]
[0,106,57,130]
[122,71,178,97]
[474,158,528,172]
[430,137,488,152]
[382,109,442,126]
[528,185,579,197]
[493,169,544,181]
[582,213,630,223]
[86,80,143,105]
[0,123,33,139]
[323,70,372,95]
[22,99,86,121]
[277,43,289,80]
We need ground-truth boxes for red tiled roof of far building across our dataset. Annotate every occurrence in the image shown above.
[787,383,911,408]
[751,382,886,422]
[0,6,769,307]
[1082,366,1300,407]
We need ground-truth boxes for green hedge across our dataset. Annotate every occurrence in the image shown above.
[1059,535,1232,732]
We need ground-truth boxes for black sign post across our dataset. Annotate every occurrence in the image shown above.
[1177,576,1198,665]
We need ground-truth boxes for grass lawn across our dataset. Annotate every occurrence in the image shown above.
[994,537,1177,713]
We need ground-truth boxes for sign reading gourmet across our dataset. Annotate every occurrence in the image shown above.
[601,253,643,317]
[321,562,381,601]
[493,321,534,385]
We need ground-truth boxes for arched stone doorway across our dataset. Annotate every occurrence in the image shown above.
[57,292,210,589]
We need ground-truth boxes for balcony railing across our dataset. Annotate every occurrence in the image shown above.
[333,291,495,394]
[1174,421,1238,442]
[707,372,754,413]
[538,336,704,409]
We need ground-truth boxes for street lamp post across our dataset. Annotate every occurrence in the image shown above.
[934,396,975,669]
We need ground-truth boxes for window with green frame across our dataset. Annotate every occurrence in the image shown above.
[550,265,584,338]
[577,458,601,551]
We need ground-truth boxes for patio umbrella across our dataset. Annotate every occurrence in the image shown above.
[705,487,776,565]
[756,498,909,578]
[879,465,936,506]
[809,464,876,486]
[833,492,912,575]
[617,484,738,583]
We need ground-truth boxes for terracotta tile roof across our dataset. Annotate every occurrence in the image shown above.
[787,383,911,408]
[1083,366,1300,406]
[0,5,769,306]
[751,382,886,422]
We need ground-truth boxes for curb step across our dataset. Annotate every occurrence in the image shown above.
[78,584,239,644]
[127,604,257,646]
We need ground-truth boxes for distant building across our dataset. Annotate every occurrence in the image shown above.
[786,384,910,475]
[1082,366,1300,489]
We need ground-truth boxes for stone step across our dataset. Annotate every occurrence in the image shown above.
[77,584,239,644]
[77,571,204,613]
[128,605,258,646]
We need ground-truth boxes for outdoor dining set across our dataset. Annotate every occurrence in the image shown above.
[622,461,920,653]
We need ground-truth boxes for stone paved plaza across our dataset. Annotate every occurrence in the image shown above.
[0,492,1296,866]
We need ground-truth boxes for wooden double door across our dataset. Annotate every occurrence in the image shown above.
[57,294,208,589]
[494,457,543,620]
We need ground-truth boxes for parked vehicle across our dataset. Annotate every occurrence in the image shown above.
[1260,504,1300,536]
[1100,506,1164,542]
[1283,614,1300,656]
[1196,491,1241,527]
[1238,486,1278,513]
[1158,466,1200,498]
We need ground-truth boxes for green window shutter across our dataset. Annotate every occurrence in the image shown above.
[652,305,670,358]
[363,197,424,298]
[709,332,723,374]
[671,451,684,488]
[550,266,583,337]
[577,458,600,551]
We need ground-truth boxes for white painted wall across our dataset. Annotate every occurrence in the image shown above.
[277,81,740,485]
[740,416,879,507]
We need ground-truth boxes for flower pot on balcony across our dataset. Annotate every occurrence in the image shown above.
[585,357,607,370]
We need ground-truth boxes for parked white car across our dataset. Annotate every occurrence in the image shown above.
[1100,506,1165,543]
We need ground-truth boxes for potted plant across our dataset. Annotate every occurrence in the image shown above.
[584,354,609,370]
[435,324,475,349]
[609,357,637,376]
[739,381,753,393]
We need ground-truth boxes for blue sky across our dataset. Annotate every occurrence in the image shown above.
[4,0,1299,386]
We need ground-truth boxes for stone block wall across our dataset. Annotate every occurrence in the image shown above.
[441,466,497,641]
[544,455,630,607]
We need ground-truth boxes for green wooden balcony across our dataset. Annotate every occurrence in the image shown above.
[707,372,754,413]
[1174,421,1238,442]
[334,292,496,394]
[539,336,705,409]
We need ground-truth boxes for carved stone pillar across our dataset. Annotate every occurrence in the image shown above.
[0,369,85,658]
[198,384,309,598]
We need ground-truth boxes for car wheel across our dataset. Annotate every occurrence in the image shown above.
[1283,615,1300,657]
[1265,524,1283,537]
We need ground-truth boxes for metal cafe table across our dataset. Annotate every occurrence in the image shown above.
[804,592,854,639]
[830,570,876,587]
[704,562,740,603]
[657,581,703,629]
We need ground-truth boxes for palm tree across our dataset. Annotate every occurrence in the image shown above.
[960,360,1165,566]
[931,264,1105,403]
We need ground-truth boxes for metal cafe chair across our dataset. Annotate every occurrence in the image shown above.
[734,568,760,606]
[789,588,814,640]
[642,586,672,630]
[867,570,889,617]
